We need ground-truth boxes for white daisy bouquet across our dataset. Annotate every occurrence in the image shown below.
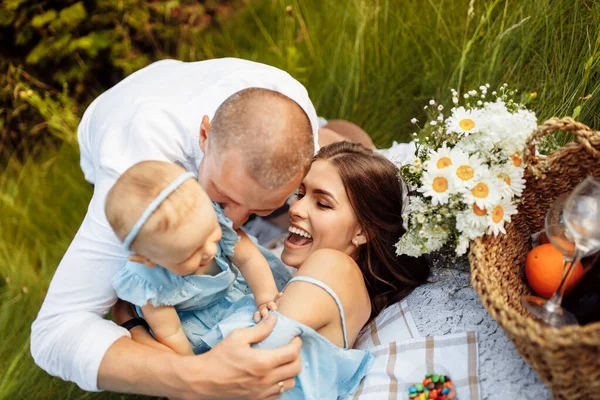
[396,84,537,257]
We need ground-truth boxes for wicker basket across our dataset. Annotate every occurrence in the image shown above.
[469,117,600,399]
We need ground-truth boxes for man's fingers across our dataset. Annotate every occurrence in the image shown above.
[256,336,302,369]
[267,301,277,311]
[233,314,277,344]
[264,357,301,387]
[259,377,296,400]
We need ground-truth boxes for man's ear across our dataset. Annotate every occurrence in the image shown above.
[199,115,211,153]
[127,254,157,268]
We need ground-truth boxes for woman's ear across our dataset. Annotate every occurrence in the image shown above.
[127,254,157,268]
[199,115,211,153]
[351,228,368,247]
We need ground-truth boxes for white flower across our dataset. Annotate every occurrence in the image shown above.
[438,105,444,111]
[427,143,455,172]
[455,204,489,239]
[449,149,484,187]
[452,97,459,104]
[418,169,456,206]
[429,99,436,105]
[492,163,525,198]
[456,234,470,256]
[446,107,483,136]
[411,118,419,124]
[430,120,437,126]
[407,196,427,213]
[509,151,523,168]
[487,197,518,236]
[462,173,502,210]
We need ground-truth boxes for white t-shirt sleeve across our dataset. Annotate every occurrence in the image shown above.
[100,106,195,177]
[30,171,130,392]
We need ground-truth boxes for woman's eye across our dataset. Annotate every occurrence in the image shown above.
[295,192,305,198]
[317,202,331,209]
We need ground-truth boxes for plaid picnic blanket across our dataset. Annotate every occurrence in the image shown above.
[347,300,481,400]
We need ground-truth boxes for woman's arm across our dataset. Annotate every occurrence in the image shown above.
[275,249,371,348]
[140,304,194,355]
[232,230,279,313]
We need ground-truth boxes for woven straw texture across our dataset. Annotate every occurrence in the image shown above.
[469,117,600,399]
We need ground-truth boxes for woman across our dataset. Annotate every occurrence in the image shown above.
[118,141,430,398]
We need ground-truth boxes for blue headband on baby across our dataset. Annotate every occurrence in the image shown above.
[122,171,196,252]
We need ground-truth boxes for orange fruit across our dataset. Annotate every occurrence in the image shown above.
[525,243,585,299]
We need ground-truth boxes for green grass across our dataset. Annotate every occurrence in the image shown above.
[1,0,599,398]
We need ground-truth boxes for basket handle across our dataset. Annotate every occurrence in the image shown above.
[524,117,600,177]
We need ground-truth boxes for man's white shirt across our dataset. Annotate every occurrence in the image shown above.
[30,58,319,391]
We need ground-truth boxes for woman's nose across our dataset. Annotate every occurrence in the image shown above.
[289,197,308,219]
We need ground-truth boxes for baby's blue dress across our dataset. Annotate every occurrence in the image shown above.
[202,276,374,399]
[112,202,291,353]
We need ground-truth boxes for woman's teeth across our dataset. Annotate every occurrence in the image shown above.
[288,226,312,239]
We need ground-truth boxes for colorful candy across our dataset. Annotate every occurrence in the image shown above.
[407,373,454,400]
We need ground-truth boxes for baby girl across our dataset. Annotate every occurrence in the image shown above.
[106,160,280,355]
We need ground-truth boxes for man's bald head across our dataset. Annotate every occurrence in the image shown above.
[207,88,314,190]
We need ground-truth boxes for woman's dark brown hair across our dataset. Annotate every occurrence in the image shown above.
[315,141,429,320]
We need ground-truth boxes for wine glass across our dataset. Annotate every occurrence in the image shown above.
[522,176,600,326]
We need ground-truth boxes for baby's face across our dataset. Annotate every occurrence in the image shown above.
[140,185,222,276]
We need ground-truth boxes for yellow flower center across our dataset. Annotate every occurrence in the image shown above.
[456,165,475,181]
[471,182,490,198]
[432,177,449,193]
[492,205,504,223]
[436,157,453,169]
[473,204,487,216]
[510,153,522,167]
[504,176,511,185]
[459,118,475,131]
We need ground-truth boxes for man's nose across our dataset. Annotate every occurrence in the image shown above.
[225,204,251,229]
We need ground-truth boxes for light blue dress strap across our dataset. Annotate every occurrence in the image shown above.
[284,276,349,349]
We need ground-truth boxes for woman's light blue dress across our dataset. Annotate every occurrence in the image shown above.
[202,276,374,399]
[112,202,291,353]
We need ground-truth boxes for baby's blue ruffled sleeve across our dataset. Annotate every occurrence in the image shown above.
[212,202,240,257]
[112,262,191,307]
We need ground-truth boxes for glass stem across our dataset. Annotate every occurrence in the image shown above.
[548,249,582,307]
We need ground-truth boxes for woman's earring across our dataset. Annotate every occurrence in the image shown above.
[352,239,359,247]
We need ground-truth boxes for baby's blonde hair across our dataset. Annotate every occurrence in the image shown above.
[105,161,201,250]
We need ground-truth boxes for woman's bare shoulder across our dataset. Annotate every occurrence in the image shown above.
[296,249,370,315]
[296,249,362,282]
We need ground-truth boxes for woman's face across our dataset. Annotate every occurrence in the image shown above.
[281,160,362,267]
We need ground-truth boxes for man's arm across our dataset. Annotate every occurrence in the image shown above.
[98,316,302,400]
[31,174,302,398]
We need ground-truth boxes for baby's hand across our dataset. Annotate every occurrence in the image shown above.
[253,292,283,323]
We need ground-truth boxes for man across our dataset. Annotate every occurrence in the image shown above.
[31,58,319,399]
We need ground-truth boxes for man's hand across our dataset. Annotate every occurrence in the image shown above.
[176,314,302,400]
